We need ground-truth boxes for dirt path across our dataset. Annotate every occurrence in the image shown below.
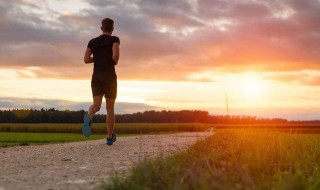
[0,132,213,190]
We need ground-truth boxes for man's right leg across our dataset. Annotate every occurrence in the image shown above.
[106,98,116,139]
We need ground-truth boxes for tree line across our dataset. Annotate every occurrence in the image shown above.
[0,108,317,124]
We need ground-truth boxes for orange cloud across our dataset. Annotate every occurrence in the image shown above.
[0,0,320,81]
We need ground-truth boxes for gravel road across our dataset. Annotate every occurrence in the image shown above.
[0,132,213,190]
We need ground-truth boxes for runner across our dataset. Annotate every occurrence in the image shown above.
[82,18,120,145]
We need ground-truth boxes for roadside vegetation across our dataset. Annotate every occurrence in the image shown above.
[103,129,320,190]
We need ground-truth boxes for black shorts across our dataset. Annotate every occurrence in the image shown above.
[91,72,117,99]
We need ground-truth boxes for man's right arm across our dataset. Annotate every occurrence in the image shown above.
[84,48,93,64]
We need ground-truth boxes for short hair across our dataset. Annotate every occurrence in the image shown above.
[101,18,114,32]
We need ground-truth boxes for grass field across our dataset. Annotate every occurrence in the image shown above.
[0,132,108,147]
[1,123,320,149]
[0,123,211,147]
[104,129,320,190]
[0,123,212,134]
[1,123,320,134]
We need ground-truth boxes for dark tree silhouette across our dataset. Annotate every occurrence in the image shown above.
[0,108,304,124]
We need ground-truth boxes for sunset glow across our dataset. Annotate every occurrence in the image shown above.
[242,74,265,100]
[0,0,320,120]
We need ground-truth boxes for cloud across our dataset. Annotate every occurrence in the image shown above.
[264,70,320,86]
[0,97,159,114]
[0,0,320,81]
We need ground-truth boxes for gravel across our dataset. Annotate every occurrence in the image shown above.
[0,132,213,190]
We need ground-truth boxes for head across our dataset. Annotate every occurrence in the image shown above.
[101,18,114,33]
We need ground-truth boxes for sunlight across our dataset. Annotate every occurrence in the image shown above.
[1,69,320,119]
[242,74,264,99]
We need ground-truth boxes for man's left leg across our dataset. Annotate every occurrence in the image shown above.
[83,95,103,137]
[89,96,103,117]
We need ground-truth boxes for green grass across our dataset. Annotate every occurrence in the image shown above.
[103,129,320,190]
[0,123,211,134]
[0,132,106,147]
[0,123,212,148]
[0,132,179,148]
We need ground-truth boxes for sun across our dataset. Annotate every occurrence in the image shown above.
[242,74,264,99]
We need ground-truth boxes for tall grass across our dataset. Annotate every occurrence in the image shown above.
[103,129,320,190]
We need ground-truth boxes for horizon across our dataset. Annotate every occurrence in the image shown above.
[1,0,320,120]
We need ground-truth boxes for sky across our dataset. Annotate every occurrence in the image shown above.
[0,0,320,120]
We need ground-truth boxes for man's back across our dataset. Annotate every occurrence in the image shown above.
[88,35,120,74]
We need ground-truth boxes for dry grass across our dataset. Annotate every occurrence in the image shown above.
[104,129,320,190]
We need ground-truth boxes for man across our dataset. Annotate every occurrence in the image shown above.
[82,18,120,145]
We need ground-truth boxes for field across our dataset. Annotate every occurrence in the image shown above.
[104,129,320,190]
[1,123,320,148]
[0,123,212,134]
[0,123,212,147]
[0,132,107,147]
[1,123,320,134]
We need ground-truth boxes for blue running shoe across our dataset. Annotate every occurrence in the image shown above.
[106,132,117,145]
[82,113,92,137]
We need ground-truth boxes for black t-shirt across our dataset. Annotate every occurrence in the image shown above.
[87,35,120,74]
